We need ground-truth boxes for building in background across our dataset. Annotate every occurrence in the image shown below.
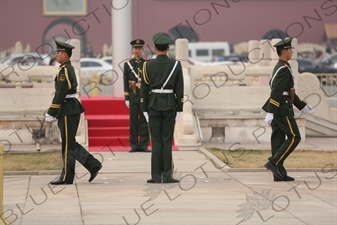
[1,0,336,57]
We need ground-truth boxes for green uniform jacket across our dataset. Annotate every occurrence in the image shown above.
[47,61,84,118]
[123,58,146,103]
[262,60,306,116]
[140,55,184,112]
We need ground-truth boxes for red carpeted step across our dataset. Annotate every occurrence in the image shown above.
[86,115,129,127]
[89,136,129,147]
[81,96,129,115]
[88,127,129,137]
[81,96,178,152]
[88,145,178,152]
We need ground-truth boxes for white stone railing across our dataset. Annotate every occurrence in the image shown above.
[173,37,337,144]
[0,39,87,147]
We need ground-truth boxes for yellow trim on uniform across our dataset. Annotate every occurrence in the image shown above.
[276,116,295,165]
[63,67,72,90]
[62,116,69,181]
[143,61,150,85]
[124,92,129,96]
[50,104,61,108]
[269,99,280,107]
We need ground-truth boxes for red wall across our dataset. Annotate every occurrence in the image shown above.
[1,0,336,56]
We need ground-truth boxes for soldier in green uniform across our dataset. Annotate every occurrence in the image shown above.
[140,32,184,183]
[262,37,314,182]
[46,40,102,185]
[123,39,150,153]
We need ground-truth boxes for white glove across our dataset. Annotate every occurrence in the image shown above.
[264,113,274,124]
[143,112,149,123]
[175,112,181,122]
[125,100,130,108]
[303,104,314,115]
[45,113,56,123]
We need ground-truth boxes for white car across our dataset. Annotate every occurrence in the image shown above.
[80,58,114,84]
[0,53,51,66]
[100,56,112,65]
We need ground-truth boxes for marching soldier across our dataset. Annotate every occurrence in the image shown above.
[46,40,102,185]
[123,39,150,153]
[262,37,314,182]
[140,32,184,183]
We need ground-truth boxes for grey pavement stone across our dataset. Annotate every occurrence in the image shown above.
[2,139,337,225]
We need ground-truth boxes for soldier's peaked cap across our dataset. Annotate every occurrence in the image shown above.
[152,32,171,45]
[130,39,145,47]
[55,40,75,52]
[273,37,294,49]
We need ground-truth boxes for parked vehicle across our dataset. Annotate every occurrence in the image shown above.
[168,42,231,62]
[315,53,337,69]
[298,58,337,85]
[0,53,51,67]
[298,58,337,74]
[101,56,112,65]
[80,58,113,84]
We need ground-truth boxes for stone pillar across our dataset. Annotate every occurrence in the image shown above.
[0,145,8,225]
[258,39,272,85]
[69,39,86,144]
[112,0,132,97]
[69,39,81,91]
[270,39,281,66]
[175,39,193,135]
[175,39,189,68]
[258,39,271,67]
[289,38,299,90]
[247,40,260,67]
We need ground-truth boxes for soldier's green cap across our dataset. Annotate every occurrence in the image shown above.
[152,32,171,45]
[55,40,75,52]
[130,39,145,47]
[273,37,294,49]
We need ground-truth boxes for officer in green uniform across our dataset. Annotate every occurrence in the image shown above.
[140,32,184,183]
[262,37,314,182]
[46,40,102,185]
[123,39,150,153]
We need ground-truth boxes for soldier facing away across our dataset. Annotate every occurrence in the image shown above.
[262,37,314,182]
[140,32,184,183]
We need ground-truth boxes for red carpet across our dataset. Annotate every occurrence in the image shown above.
[81,96,178,152]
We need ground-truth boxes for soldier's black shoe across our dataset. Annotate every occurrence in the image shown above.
[49,178,71,185]
[274,175,295,182]
[129,148,138,153]
[264,161,284,180]
[89,164,102,182]
[139,148,151,152]
[147,179,162,183]
[163,179,180,183]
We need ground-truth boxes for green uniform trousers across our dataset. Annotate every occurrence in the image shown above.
[129,102,149,150]
[148,109,175,182]
[58,114,101,183]
[269,115,301,176]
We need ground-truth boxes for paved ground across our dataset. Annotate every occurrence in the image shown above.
[2,138,337,225]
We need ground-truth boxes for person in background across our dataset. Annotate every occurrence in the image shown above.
[123,39,150,153]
